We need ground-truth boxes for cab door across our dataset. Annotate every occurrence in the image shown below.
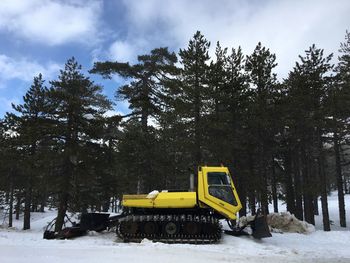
[198,166,242,220]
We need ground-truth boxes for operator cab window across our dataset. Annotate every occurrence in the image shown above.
[207,172,237,206]
[207,172,231,185]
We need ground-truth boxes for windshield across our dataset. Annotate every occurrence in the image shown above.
[207,172,237,206]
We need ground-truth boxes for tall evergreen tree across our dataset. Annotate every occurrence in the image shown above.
[285,45,333,229]
[178,31,211,167]
[245,42,278,214]
[330,30,350,227]
[50,57,111,231]
[6,74,52,230]
[0,119,19,227]
[90,48,178,193]
[206,42,229,163]
[224,46,251,216]
[207,43,251,215]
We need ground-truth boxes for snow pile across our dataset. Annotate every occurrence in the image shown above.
[141,238,153,244]
[238,212,315,234]
[267,212,315,234]
[146,190,159,199]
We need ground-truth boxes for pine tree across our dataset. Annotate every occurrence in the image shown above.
[7,74,52,230]
[245,42,278,214]
[224,46,251,216]
[330,30,350,227]
[91,48,178,193]
[206,42,229,163]
[0,119,17,227]
[178,31,211,168]
[284,45,333,229]
[206,43,251,215]
[50,57,111,231]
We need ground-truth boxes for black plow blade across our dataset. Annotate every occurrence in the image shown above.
[251,214,272,239]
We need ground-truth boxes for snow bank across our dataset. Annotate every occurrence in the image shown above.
[267,212,315,234]
[238,212,315,234]
[1,208,350,263]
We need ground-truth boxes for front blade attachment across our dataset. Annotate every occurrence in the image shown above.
[224,213,272,239]
[251,214,272,239]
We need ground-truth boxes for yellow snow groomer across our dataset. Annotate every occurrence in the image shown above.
[117,166,271,243]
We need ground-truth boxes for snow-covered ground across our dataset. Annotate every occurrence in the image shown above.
[0,193,349,263]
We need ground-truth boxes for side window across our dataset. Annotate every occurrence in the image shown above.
[207,172,237,206]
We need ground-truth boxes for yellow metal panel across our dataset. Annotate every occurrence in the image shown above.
[153,192,197,208]
[122,192,197,209]
[123,194,148,200]
[122,194,154,208]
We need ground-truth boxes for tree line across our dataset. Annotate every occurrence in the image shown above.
[0,31,349,232]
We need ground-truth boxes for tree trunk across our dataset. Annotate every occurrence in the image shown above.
[238,173,247,217]
[249,192,256,216]
[23,185,32,230]
[239,193,247,217]
[55,192,68,232]
[111,196,115,213]
[303,194,315,225]
[8,177,14,228]
[234,161,247,217]
[313,196,319,215]
[16,194,21,220]
[258,144,269,215]
[302,147,314,225]
[40,193,46,213]
[321,170,331,231]
[235,164,247,217]
[5,191,9,204]
[31,197,38,212]
[319,150,330,231]
[311,157,320,217]
[293,152,303,220]
[248,155,256,215]
[102,197,110,212]
[334,131,346,227]
[285,151,295,214]
[318,132,330,231]
[261,171,269,215]
[194,74,202,165]
[271,159,278,213]
[55,157,72,232]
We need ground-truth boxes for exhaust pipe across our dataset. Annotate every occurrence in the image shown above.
[189,173,195,192]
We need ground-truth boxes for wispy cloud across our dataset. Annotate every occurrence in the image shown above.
[0,0,103,46]
[116,0,350,78]
[0,54,61,83]
[109,40,137,62]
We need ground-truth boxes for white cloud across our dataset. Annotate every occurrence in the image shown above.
[0,0,103,46]
[109,41,136,62]
[119,0,350,78]
[0,54,61,82]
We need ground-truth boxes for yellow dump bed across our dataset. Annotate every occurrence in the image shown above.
[122,192,197,209]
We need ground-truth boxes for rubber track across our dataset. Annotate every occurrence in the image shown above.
[116,214,222,244]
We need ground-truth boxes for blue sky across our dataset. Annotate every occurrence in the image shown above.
[0,0,349,117]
